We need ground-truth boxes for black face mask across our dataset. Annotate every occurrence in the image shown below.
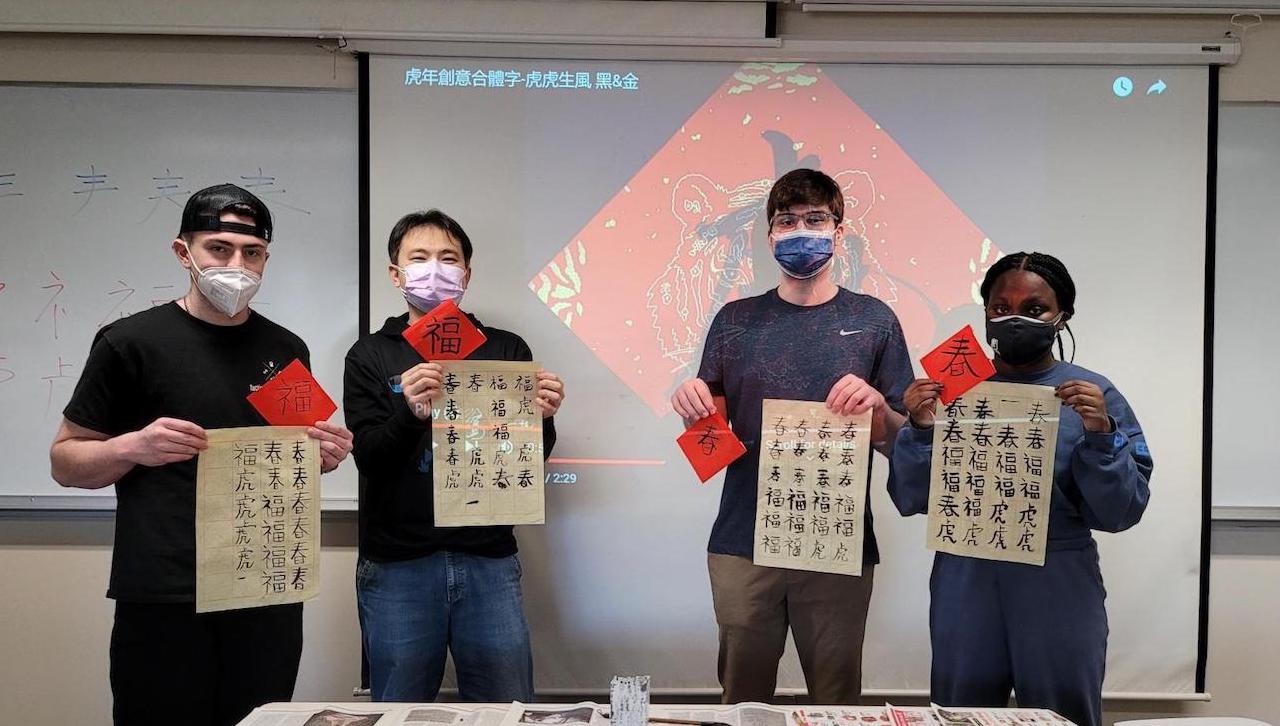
[986,314,1063,366]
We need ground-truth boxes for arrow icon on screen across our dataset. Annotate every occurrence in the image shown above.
[1147,79,1168,95]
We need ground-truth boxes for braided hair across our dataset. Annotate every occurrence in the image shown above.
[979,251,1077,361]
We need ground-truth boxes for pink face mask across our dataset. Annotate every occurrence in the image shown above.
[396,260,466,312]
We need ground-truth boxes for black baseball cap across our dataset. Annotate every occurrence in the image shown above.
[179,183,273,242]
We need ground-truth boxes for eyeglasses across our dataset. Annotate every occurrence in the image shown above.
[771,211,840,232]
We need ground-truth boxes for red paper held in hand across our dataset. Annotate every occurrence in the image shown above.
[677,412,747,483]
[402,299,486,361]
[920,324,997,405]
[247,358,337,426]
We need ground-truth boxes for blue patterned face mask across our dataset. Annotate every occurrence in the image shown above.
[772,230,834,279]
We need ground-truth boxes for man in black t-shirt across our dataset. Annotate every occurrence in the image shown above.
[50,184,354,726]
[344,209,565,703]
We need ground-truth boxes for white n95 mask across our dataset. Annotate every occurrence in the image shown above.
[184,243,262,317]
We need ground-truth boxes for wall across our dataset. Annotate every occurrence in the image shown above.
[0,517,362,718]
[3,520,1277,723]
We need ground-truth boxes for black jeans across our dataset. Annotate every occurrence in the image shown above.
[110,601,303,726]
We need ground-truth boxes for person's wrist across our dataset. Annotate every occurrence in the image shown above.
[110,432,139,465]
[1085,415,1114,434]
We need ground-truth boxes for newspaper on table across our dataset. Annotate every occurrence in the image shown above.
[499,701,791,726]
[236,703,391,726]
[498,702,609,726]
[401,704,509,726]
[237,705,1072,726]
[885,706,1074,726]
[790,706,893,726]
[656,702,791,726]
[886,705,944,726]
[237,703,508,726]
[928,705,1072,726]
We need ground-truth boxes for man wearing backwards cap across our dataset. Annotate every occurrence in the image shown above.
[49,184,355,726]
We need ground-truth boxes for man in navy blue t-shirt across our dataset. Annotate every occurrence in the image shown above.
[672,168,914,705]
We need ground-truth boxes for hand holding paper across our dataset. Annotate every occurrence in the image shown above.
[400,362,444,420]
[825,374,884,416]
[1056,380,1112,433]
[535,370,565,418]
[123,417,209,466]
[903,379,945,428]
[671,378,717,421]
[308,420,354,473]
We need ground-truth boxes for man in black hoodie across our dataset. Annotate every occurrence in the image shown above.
[344,209,565,703]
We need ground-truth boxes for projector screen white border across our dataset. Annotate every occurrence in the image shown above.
[345,37,1240,66]
[363,53,1214,698]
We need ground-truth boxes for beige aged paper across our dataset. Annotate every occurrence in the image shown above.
[196,426,320,612]
[753,399,871,576]
[926,381,1060,566]
[434,361,545,527]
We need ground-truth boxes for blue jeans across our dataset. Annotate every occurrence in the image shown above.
[356,551,534,703]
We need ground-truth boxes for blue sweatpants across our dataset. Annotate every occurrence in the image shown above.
[929,543,1108,726]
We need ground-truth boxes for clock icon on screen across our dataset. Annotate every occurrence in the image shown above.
[1113,76,1134,98]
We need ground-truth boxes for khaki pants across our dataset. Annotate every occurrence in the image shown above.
[708,553,875,705]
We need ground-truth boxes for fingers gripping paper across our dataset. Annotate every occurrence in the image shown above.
[754,399,872,576]
[926,381,1060,566]
[433,361,545,527]
[196,427,321,613]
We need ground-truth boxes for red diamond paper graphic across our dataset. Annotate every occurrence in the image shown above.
[529,63,1001,415]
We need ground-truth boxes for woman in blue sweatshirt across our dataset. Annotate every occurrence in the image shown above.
[888,251,1153,726]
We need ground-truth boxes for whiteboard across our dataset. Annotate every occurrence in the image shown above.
[1212,102,1280,514]
[0,84,359,509]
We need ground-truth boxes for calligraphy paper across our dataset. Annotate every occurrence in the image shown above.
[754,399,871,576]
[433,361,544,526]
[926,381,1060,566]
[196,426,320,612]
